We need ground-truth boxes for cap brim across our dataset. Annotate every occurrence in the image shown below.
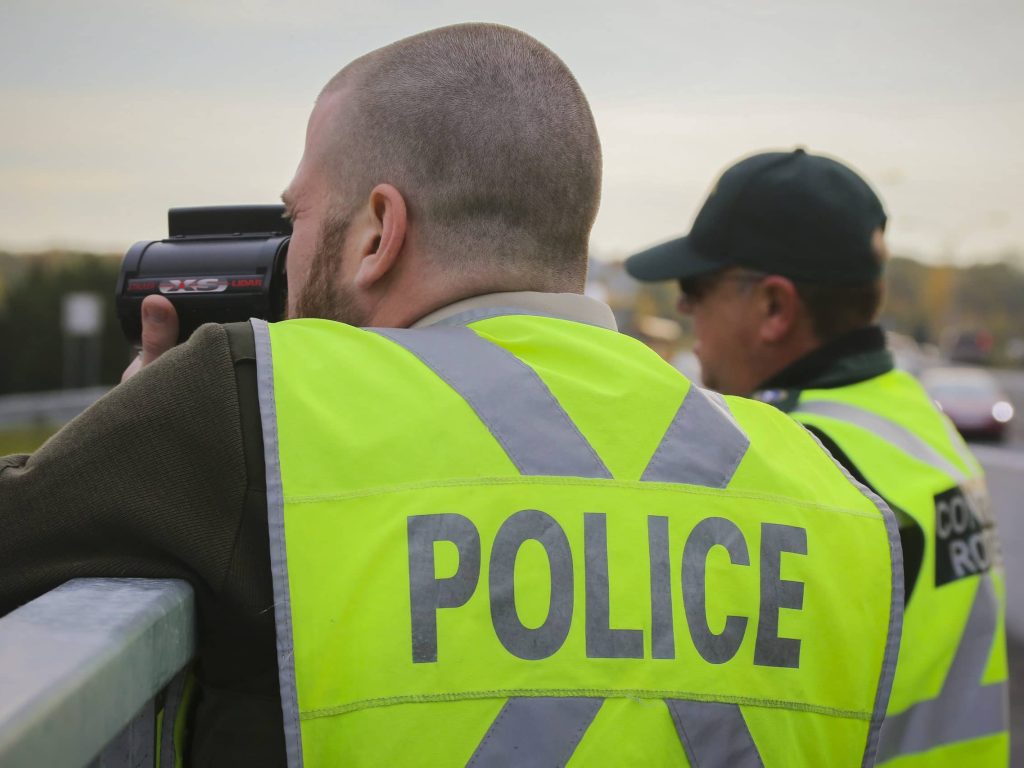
[624,236,727,282]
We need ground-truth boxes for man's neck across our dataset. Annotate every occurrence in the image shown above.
[752,326,893,403]
[413,290,618,330]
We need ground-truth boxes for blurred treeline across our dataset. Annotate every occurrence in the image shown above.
[884,259,1024,357]
[0,250,1023,395]
[0,251,128,395]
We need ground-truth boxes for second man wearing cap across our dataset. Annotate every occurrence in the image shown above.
[626,148,1009,767]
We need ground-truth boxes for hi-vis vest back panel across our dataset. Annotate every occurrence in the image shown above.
[791,370,1008,767]
[252,312,903,768]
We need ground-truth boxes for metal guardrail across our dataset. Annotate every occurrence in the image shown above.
[0,579,195,768]
[0,387,110,430]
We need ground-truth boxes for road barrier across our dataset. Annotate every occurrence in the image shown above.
[0,387,110,430]
[0,579,195,767]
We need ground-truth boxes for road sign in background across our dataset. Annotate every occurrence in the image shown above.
[61,292,103,389]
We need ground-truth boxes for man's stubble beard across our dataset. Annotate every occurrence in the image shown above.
[291,215,370,326]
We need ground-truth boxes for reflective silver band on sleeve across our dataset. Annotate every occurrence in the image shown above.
[666,699,764,767]
[373,326,612,479]
[801,427,904,768]
[794,400,968,482]
[641,386,749,488]
[877,573,1007,760]
[251,318,304,768]
[467,696,602,767]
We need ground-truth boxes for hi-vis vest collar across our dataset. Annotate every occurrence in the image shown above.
[790,374,1007,767]
[252,311,903,768]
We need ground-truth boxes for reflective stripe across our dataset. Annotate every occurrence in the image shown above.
[252,319,304,768]
[666,699,764,767]
[943,574,1000,698]
[467,696,602,767]
[642,386,749,488]
[158,671,186,768]
[877,574,1006,761]
[938,412,982,474]
[802,428,904,768]
[879,683,1007,762]
[374,326,612,479]
[794,400,968,483]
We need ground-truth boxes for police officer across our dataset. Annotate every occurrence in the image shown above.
[1,35,902,767]
[626,148,1009,766]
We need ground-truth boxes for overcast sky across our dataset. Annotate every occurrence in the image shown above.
[2,0,1022,263]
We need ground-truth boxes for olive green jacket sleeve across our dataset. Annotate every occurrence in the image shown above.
[0,322,285,766]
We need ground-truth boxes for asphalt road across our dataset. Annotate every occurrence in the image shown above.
[970,441,1022,763]
[971,368,1024,761]
[991,369,1024,448]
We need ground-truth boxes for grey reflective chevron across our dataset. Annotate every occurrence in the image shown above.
[877,574,1007,760]
[374,327,612,479]
[666,699,764,767]
[252,319,304,768]
[940,575,1002,708]
[467,697,602,767]
[880,682,1007,761]
[642,385,749,488]
[376,327,754,489]
[794,400,968,483]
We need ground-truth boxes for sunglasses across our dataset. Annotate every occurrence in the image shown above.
[678,270,767,305]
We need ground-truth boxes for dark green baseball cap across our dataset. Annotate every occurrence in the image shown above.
[625,148,888,284]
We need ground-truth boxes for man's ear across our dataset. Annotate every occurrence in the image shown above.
[757,275,802,344]
[354,183,408,289]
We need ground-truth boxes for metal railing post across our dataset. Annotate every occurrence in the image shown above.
[0,578,195,768]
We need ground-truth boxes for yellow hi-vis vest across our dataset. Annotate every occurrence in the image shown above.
[252,311,903,768]
[790,370,1008,766]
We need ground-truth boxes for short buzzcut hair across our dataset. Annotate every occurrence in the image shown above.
[318,24,602,290]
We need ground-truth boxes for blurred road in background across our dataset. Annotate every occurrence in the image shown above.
[972,369,1024,762]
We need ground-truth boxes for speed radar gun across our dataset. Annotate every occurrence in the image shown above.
[116,205,291,344]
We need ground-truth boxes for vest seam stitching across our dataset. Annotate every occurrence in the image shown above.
[281,478,882,520]
[295,689,873,722]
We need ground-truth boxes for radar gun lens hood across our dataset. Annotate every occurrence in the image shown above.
[116,205,291,344]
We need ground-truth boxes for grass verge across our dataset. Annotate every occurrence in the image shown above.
[0,424,60,454]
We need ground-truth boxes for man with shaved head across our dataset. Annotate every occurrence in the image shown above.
[1,26,903,767]
[283,24,601,328]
